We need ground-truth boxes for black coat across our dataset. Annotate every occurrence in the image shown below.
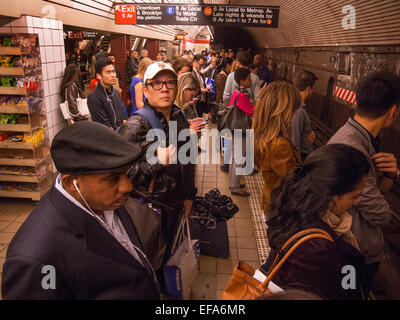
[87,83,127,130]
[118,101,197,210]
[1,185,161,300]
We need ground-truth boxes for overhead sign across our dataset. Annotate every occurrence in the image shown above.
[114,4,279,28]
[68,31,84,40]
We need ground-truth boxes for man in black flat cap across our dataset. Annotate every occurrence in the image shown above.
[1,122,161,300]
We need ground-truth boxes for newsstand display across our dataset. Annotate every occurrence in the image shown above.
[0,33,53,201]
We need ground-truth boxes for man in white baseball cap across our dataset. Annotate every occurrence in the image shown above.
[118,62,197,292]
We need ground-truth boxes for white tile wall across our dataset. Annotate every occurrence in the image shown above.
[48,76,57,95]
[43,29,53,46]
[39,46,47,63]
[42,18,51,30]
[32,17,43,28]
[50,94,59,112]
[43,80,50,97]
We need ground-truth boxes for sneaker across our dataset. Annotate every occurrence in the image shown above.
[220,164,229,172]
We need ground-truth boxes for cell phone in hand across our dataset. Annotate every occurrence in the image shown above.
[201,120,208,125]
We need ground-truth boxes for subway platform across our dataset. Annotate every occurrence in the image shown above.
[0,122,269,300]
[0,123,399,300]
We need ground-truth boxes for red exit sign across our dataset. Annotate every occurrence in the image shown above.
[115,4,137,24]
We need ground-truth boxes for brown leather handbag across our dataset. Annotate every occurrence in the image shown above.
[220,228,334,300]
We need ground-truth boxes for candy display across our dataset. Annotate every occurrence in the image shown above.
[0,165,36,176]
[0,55,15,67]
[0,182,39,192]
[2,37,12,47]
[0,113,20,124]
[1,33,51,201]
[23,128,44,147]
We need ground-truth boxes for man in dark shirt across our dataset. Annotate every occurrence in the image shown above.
[88,58,127,130]
[107,52,122,90]
[291,70,318,161]
[125,50,139,86]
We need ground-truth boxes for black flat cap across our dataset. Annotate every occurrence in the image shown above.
[51,121,142,175]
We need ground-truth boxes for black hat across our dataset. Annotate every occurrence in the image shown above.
[51,121,142,175]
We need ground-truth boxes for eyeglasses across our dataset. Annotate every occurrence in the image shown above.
[146,80,177,90]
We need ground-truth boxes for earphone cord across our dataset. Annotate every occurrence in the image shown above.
[73,181,162,298]
[102,85,117,129]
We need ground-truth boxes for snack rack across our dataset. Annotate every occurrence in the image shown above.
[0,35,53,201]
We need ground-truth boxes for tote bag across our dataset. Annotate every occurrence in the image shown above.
[59,86,90,120]
[220,228,333,300]
[163,218,200,300]
[219,91,252,133]
[123,197,167,271]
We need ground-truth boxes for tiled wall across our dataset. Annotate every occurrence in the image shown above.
[0,15,67,144]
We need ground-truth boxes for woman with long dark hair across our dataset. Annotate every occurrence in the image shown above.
[265,144,370,299]
[60,63,87,123]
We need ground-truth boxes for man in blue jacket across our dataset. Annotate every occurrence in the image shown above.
[1,122,161,299]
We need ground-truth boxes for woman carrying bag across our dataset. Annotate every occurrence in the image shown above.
[60,63,88,124]
[222,144,370,300]
[228,68,255,197]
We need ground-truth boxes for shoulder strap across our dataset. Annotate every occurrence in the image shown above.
[232,91,240,108]
[255,228,334,296]
[133,108,163,130]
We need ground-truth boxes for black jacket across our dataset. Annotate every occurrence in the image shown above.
[1,185,161,300]
[114,65,122,87]
[118,101,197,210]
[125,57,138,85]
[87,83,127,130]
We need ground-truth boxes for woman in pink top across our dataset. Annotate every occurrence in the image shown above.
[230,70,255,116]
[229,68,254,196]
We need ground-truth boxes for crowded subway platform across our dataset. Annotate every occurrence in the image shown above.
[0,0,400,306]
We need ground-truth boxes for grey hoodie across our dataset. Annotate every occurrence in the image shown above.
[328,117,392,263]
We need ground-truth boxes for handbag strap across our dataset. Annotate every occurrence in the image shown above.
[170,217,185,255]
[232,90,240,108]
[267,228,331,272]
[170,217,193,255]
[255,229,333,296]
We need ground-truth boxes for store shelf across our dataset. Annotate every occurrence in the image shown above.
[0,34,51,202]
[0,174,40,183]
[0,67,24,76]
[0,140,35,150]
[0,190,41,201]
[0,105,29,114]
[0,87,26,95]
[0,123,31,132]
[0,47,21,56]
[0,154,49,167]
[0,158,36,166]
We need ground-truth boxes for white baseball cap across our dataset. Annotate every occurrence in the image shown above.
[143,62,177,84]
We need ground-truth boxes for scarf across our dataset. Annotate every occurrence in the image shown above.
[323,209,360,251]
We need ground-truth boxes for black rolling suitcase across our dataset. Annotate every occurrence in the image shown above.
[189,219,229,259]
